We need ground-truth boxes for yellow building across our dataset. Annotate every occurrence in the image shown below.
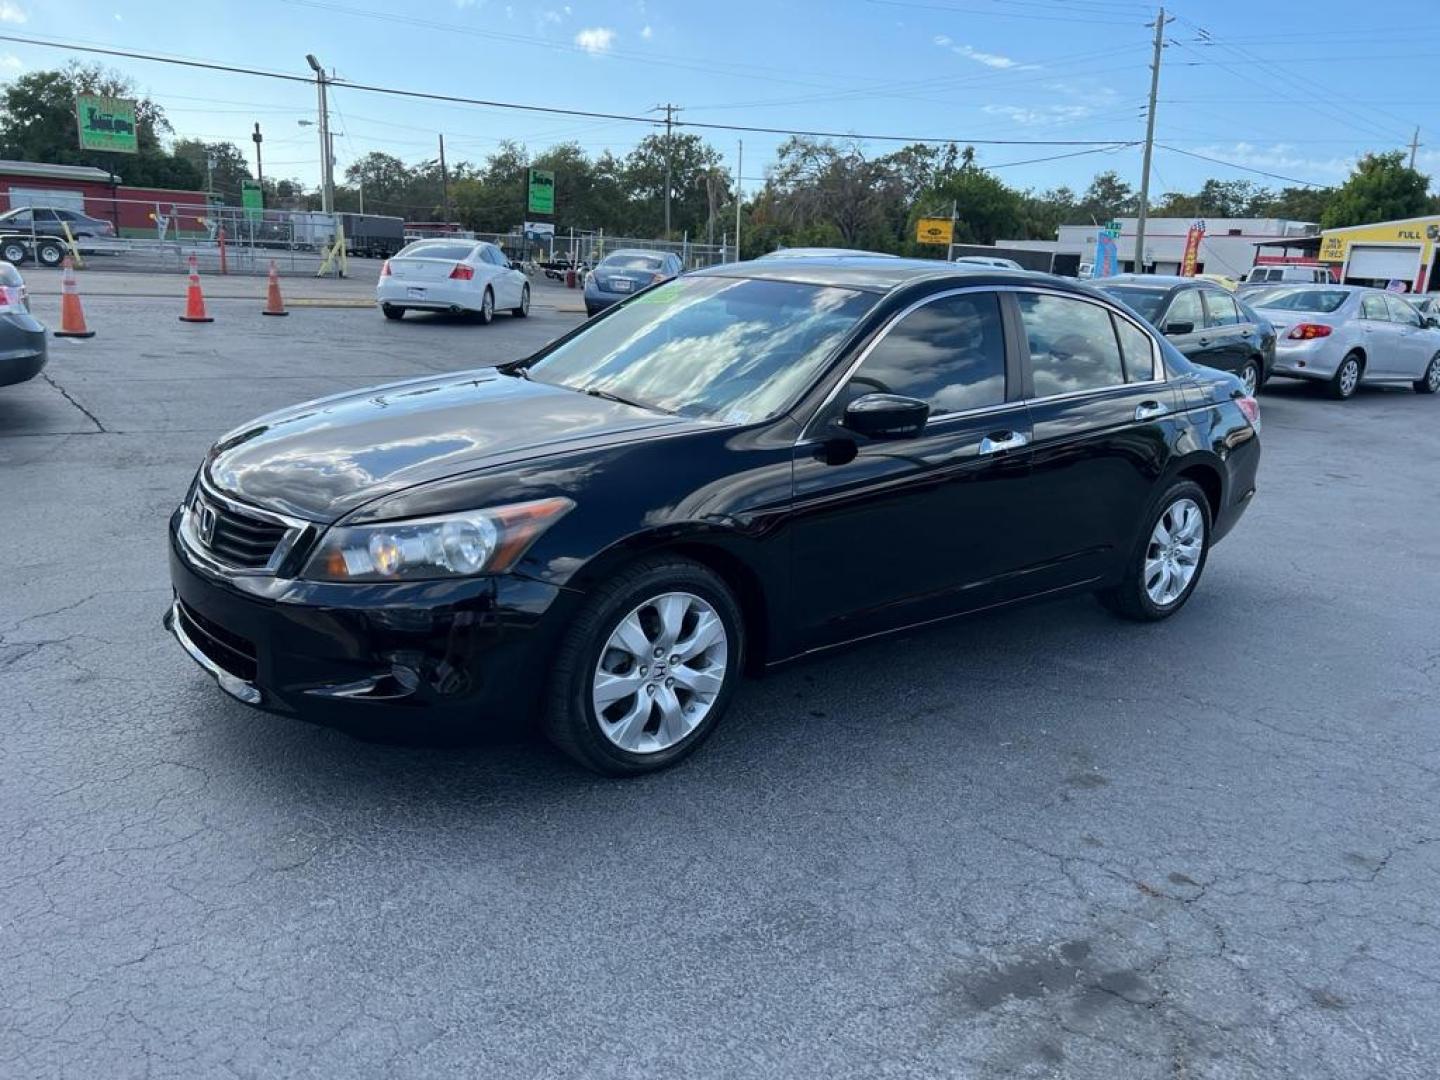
[1319,215,1440,293]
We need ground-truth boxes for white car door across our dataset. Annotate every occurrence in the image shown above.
[1384,295,1434,377]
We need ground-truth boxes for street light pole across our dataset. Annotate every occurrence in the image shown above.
[252,122,264,194]
[306,53,334,213]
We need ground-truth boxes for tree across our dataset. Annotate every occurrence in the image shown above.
[172,139,252,202]
[1265,185,1333,224]
[921,156,1023,247]
[1078,170,1137,224]
[1320,152,1429,229]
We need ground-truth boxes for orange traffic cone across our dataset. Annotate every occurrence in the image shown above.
[53,257,95,339]
[262,260,288,316]
[179,254,214,323]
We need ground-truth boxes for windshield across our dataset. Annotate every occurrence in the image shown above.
[1101,286,1167,322]
[601,253,665,271]
[396,242,475,261]
[526,276,876,422]
[1252,288,1349,313]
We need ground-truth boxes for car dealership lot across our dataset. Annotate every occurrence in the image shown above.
[2,297,1439,1078]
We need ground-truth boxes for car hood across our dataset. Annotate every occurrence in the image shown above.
[205,368,703,521]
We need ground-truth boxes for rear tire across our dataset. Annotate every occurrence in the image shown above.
[512,284,530,318]
[35,240,63,268]
[477,287,495,325]
[381,304,404,321]
[1238,358,1261,397]
[1328,351,1362,399]
[1100,480,1212,622]
[1414,354,1440,394]
[541,556,744,776]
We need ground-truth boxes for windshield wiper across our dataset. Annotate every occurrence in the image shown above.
[577,385,672,414]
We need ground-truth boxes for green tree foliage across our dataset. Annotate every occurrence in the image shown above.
[1320,151,1431,229]
[0,63,203,189]
[172,138,254,203]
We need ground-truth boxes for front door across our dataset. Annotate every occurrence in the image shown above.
[1014,289,1181,588]
[789,288,1035,648]
[1383,294,1433,378]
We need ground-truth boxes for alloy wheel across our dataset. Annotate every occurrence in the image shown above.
[1144,497,1205,607]
[1339,357,1360,397]
[521,286,530,315]
[483,290,493,321]
[1429,359,1440,392]
[1240,362,1259,397]
[592,591,729,754]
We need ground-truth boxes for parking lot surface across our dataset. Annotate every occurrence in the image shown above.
[2,297,1438,1079]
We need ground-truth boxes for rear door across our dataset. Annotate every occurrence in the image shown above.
[1015,289,1179,588]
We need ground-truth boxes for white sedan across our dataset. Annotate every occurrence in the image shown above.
[377,239,529,324]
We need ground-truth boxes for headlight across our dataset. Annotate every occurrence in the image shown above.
[302,497,573,582]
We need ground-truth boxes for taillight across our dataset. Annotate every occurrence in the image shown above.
[1236,394,1260,427]
[1287,323,1331,340]
[0,284,20,313]
[450,264,474,280]
[381,260,392,276]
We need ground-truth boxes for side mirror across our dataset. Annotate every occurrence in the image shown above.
[1426,315,1439,329]
[843,393,929,440]
[1164,320,1194,336]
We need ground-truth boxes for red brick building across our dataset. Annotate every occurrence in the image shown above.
[0,159,211,237]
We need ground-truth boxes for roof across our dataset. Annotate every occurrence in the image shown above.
[602,248,671,259]
[1252,235,1323,252]
[0,159,119,184]
[697,255,1069,294]
[1097,274,1225,291]
[1321,214,1440,235]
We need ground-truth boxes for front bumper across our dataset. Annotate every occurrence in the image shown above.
[165,516,575,729]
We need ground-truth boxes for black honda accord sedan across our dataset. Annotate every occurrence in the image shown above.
[166,257,1260,774]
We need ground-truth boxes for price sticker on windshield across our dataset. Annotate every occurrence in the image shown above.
[634,280,683,305]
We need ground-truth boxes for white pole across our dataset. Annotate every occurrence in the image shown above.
[735,139,743,260]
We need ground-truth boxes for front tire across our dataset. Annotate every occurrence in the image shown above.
[542,556,744,776]
[1414,353,1440,394]
[1100,480,1212,622]
[381,304,404,321]
[0,240,26,265]
[1329,351,1363,399]
[512,284,530,317]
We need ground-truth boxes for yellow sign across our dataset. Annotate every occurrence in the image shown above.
[1319,216,1440,268]
[916,217,953,245]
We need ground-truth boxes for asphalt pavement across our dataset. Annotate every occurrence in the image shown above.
[2,295,1438,1079]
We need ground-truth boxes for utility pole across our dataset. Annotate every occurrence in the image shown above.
[735,139,742,260]
[438,133,450,224]
[656,103,679,239]
[252,122,264,195]
[1410,127,1422,170]
[1134,7,1170,275]
[306,54,334,213]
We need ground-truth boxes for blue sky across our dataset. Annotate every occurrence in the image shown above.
[3,0,1439,203]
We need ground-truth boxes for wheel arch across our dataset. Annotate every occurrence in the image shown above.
[1173,457,1223,523]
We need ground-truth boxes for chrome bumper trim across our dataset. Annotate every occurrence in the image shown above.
[164,600,262,705]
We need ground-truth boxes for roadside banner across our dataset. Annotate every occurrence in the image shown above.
[1093,227,1119,278]
[1180,219,1206,277]
[76,95,138,154]
[916,217,953,245]
[241,180,264,222]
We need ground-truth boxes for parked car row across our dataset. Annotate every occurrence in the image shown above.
[0,205,117,267]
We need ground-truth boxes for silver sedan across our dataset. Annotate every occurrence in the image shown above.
[1249,285,1440,399]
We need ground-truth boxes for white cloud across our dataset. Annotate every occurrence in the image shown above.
[1192,142,1353,178]
[542,9,562,23]
[574,26,615,54]
[641,24,652,39]
[0,2,27,24]
[933,33,1037,70]
[0,52,22,71]
[983,103,1092,126]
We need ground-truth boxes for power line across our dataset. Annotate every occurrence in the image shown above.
[0,32,1143,148]
[1155,144,1330,188]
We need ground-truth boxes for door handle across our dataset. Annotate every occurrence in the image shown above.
[978,430,1030,456]
[1134,400,1168,421]
[1197,337,1211,346]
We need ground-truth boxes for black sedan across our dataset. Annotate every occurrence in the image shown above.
[0,261,47,387]
[1099,275,1274,396]
[166,258,1261,775]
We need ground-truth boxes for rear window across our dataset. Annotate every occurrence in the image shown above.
[1252,288,1348,313]
[601,253,665,271]
[1100,286,1166,322]
[396,242,475,261]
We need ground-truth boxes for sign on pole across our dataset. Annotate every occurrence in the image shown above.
[1093,226,1120,278]
[241,180,264,222]
[916,217,954,246]
[76,95,139,154]
[527,168,555,214]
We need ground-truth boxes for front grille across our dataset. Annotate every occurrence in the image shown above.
[176,600,258,682]
[205,500,289,569]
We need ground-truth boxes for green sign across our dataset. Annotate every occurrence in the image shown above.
[527,168,555,215]
[76,95,139,154]
[241,180,264,221]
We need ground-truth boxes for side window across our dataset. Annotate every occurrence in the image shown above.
[1361,294,1389,320]
[1162,288,1204,333]
[846,291,1006,417]
[1386,295,1422,327]
[1114,317,1157,382]
[1018,292,1126,397]
[7,209,33,226]
[33,208,59,222]
[1203,291,1240,327]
